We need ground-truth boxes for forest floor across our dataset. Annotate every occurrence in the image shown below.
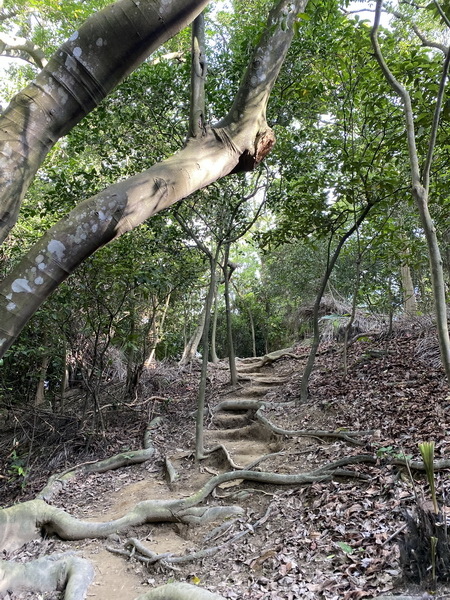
[2,318,450,599]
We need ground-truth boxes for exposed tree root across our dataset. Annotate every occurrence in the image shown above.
[107,505,271,568]
[255,407,372,445]
[135,582,226,600]
[1,452,379,554]
[204,443,244,469]
[213,398,265,412]
[0,498,243,553]
[38,416,162,501]
[2,376,447,600]
[236,347,299,370]
[164,455,179,485]
[212,398,372,445]
[0,553,94,600]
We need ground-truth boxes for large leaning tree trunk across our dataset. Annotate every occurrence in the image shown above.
[0,0,307,359]
[0,0,209,246]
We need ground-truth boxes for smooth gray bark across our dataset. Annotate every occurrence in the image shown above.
[180,299,207,365]
[0,0,210,245]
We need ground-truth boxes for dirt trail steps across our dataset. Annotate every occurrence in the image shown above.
[84,358,294,598]
[204,358,293,469]
[1,356,298,600]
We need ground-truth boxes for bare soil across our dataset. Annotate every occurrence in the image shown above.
[2,324,450,599]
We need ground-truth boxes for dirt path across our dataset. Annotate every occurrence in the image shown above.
[3,335,450,599]
[39,358,297,600]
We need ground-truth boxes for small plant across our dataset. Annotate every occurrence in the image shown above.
[376,445,412,461]
[7,449,29,487]
[431,535,438,587]
[418,441,438,514]
[399,440,450,587]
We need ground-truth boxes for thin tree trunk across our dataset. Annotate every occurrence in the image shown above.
[196,250,219,460]
[145,293,171,366]
[343,258,361,377]
[372,0,450,382]
[248,306,257,358]
[179,306,206,366]
[299,202,374,403]
[34,352,50,407]
[413,185,450,378]
[210,284,219,364]
[223,243,237,386]
[59,340,69,413]
[400,262,417,317]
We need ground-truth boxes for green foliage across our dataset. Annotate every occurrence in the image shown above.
[376,446,412,461]
[2,0,450,397]
[7,449,29,488]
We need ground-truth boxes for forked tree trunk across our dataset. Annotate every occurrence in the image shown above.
[0,0,307,359]
[179,306,206,366]
[145,293,171,366]
[196,250,219,460]
[371,2,450,382]
[299,203,374,403]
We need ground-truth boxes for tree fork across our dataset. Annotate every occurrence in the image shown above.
[0,0,308,359]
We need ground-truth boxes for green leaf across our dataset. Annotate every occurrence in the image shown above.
[337,542,353,554]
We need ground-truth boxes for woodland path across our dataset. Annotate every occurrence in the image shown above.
[1,353,302,600]
[76,359,293,599]
[2,335,450,599]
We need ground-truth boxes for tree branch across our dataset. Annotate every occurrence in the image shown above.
[0,0,210,245]
[370,0,421,185]
[0,0,309,358]
[0,32,47,68]
[422,44,450,191]
[189,13,207,138]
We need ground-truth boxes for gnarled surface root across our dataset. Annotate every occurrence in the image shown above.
[0,498,243,552]
[0,553,94,600]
